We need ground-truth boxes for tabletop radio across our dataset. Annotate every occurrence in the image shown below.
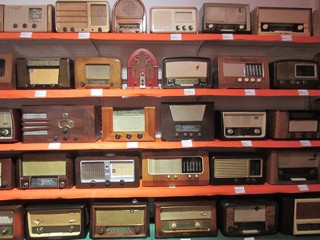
[0,108,20,143]
[0,53,16,89]
[0,158,15,190]
[0,205,24,240]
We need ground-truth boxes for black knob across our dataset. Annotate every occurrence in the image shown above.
[176,25,180,31]
[98,227,104,235]
[70,27,75,32]
[80,81,86,87]
[90,180,96,186]
[134,227,141,234]
[137,133,143,139]
[22,23,27,28]
[59,181,66,188]
[105,180,111,186]
[53,136,58,141]
[120,179,125,186]
[63,27,67,32]
[182,25,187,31]
[13,23,18,28]
[32,23,37,29]
[126,133,132,139]
[115,133,121,139]
[63,135,68,141]
[98,27,102,32]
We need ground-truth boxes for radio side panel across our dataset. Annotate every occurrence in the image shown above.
[0,158,15,190]
[0,53,16,90]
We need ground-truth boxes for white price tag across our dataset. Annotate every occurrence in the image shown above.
[181,140,193,148]
[244,237,255,240]
[281,35,293,41]
[169,185,176,189]
[78,32,90,39]
[234,186,246,194]
[300,140,312,147]
[298,184,309,191]
[48,142,61,149]
[241,140,253,147]
[127,142,138,149]
[20,32,33,38]
[298,89,309,96]
[90,88,103,96]
[222,33,234,40]
[170,34,182,40]
[184,89,195,95]
[34,90,47,97]
[244,89,256,96]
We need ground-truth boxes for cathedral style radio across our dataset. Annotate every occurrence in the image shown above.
[0,108,20,143]
[0,158,15,190]
[0,205,24,240]
[0,54,16,89]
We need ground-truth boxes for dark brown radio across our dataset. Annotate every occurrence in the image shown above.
[0,53,16,89]
[155,200,217,238]
[0,205,24,240]
[90,201,149,238]
[0,108,20,143]
[17,152,74,189]
[0,158,15,190]
[22,105,101,143]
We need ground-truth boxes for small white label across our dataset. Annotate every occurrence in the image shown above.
[35,90,47,97]
[78,32,90,39]
[222,33,234,40]
[170,34,182,41]
[127,142,138,149]
[241,140,253,147]
[90,88,103,96]
[300,140,312,147]
[244,237,255,240]
[181,140,193,148]
[48,142,61,149]
[298,184,309,191]
[184,89,195,95]
[20,32,32,38]
[234,186,245,194]
[169,185,176,189]
[298,89,309,96]
[244,89,256,96]
[281,34,293,41]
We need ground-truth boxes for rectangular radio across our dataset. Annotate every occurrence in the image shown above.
[155,200,217,238]
[251,7,312,36]
[90,201,149,238]
[4,5,54,32]
[161,102,215,141]
[102,106,156,142]
[269,60,319,89]
[26,204,87,239]
[0,205,24,240]
[75,57,121,89]
[112,0,146,33]
[217,111,267,139]
[0,5,3,32]
[268,110,320,139]
[214,56,270,89]
[150,7,198,33]
[266,150,320,185]
[56,0,110,32]
[17,58,74,89]
[22,105,101,143]
[127,48,159,88]
[210,155,264,185]
[17,152,74,189]
[162,57,212,88]
[0,158,15,190]
[75,156,140,188]
[200,3,251,33]
[219,199,278,236]
[142,149,210,187]
[0,109,20,143]
[0,54,16,89]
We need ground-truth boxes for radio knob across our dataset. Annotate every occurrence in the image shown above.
[126,133,132,139]
[174,175,178,179]
[1,180,8,187]
[73,136,78,141]
[115,133,121,139]
[195,222,201,229]
[167,175,171,179]
[189,25,193,31]
[90,180,96,186]
[63,136,68,141]
[134,227,141,234]
[171,223,177,229]
[105,180,111,186]
[23,23,27,28]
[63,127,68,133]
[70,27,75,32]
[188,174,192,179]
[254,129,261,134]
[120,179,125,185]
[237,78,243,82]
[290,80,296,85]
[208,24,214,29]
[98,227,105,235]
[22,182,29,189]
[176,25,180,31]
[53,136,58,141]
[195,175,199,179]
[98,27,102,32]
[63,27,67,32]
[80,81,86,87]
[239,25,245,30]
[137,133,143,139]
[250,78,255,82]
[280,80,285,85]
[69,226,75,233]
[13,23,18,28]
[257,78,262,83]
[244,78,249,82]
[297,24,304,31]
[2,228,9,235]
[227,129,234,135]
[302,80,308,85]
[182,25,187,31]
[59,181,66,188]
[0,129,9,136]
[36,227,44,234]
[262,24,269,30]
[246,178,251,183]
[32,24,37,29]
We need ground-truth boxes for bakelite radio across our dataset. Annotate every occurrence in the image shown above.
[0,53,16,89]
[0,158,15,190]
[0,205,24,240]
[0,108,20,143]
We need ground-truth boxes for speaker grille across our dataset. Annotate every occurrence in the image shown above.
[81,162,105,181]
[214,159,249,178]
[91,4,108,26]
[152,11,172,31]
[96,209,144,225]
[224,112,264,127]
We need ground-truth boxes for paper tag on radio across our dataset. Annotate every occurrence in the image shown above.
[181,140,193,148]
[127,142,138,148]
[20,32,32,38]
[298,89,309,96]
[300,140,311,147]
[184,89,195,95]
[35,90,47,97]
[244,237,255,240]
[234,186,245,194]
[281,34,293,41]
[78,32,90,39]
[90,89,103,96]
[48,142,61,149]
[170,34,182,41]
[222,33,234,40]
[241,140,252,147]
[298,184,309,191]
[244,89,256,96]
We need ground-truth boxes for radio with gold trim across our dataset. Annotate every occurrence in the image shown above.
[155,200,217,238]
[266,150,320,185]
[200,3,251,33]
[0,108,20,143]
[142,149,209,187]
[26,204,87,239]
[150,7,198,33]
[112,0,146,33]
[0,158,15,190]
[17,152,74,189]
[90,201,149,238]
[55,0,110,32]
[162,57,212,88]
[17,58,74,89]
[0,53,16,89]
[0,205,24,240]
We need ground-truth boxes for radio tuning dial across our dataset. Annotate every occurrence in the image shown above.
[171,223,177,229]
[262,24,269,30]
[36,227,44,234]
[0,129,9,136]
[195,222,201,229]
[297,24,304,31]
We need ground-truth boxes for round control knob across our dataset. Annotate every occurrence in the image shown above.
[303,80,308,85]
[73,136,79,141]
[0,129,9,136]
[13,23,18,28]
[98,227,104,235]
[126,133,132,139]
[189,25,193,31]
[22,23,27,28]
[37,227,44,234]
[98,27,102,32]
[53,135,58,141]
[70,27,75,32]
[182,25,187,31]
[195,222,201,229]
[254,129,261,134]
[1,180,8,187]
[208,24,214,29]
[137,133,143,139]
[188,174,192,179]
[280,80,285,85]
[63,27,67,32]
[237,78,243,82]
[59,181,66,188]
[297,25,304,31]
[168,79,174,84]
[176,25,180,31]
[174,175,178,179]
[63,127,68,134]
[167,175,171,179]
[195,175,199,179]
[290,80,296,85]
[32,24,37,29]
[63,135,68,141]
[171,223,177,229]
[250,78,255,83]
[2,228,9,235]
[115,133,121,139]
[257,78,262,83]
[80,81,86,87]
[120,179,125,186]
[262,24,269,30]
[239,25,245,30]
[105,180,111,186]
[134,227,141,234]
[244,78,249,82]
[69,226,75,233]
[90,180,96,186]
[22,182,29,189]
[227,129,234,135]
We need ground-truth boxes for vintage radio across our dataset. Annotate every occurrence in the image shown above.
[102,106,155,141]
[279,196,320,235]
[0,109,20,143]
[0,53,16,89]
[0,5,3,32]
[266,150,320,185]
[112,0,146,33]
[0,205,24,240]
[161,102,214,141]
[155,200,217,238]
[0,158,15,190]
[75,57,121,89]
[313,10,320,36]
[162,57,212,88]
[26,204,87,239]
[269,60,319,89]
[90,201,148,238]
[17,58,74,89]
[210,155,264,185]
[217,111,267,139]
[219,199,278,236]
[22,105,101,143]
[4,5,53,32]
[200,3,250,33]
[251,7,312,36]
[150,7,198,33]
[75,156,140,188]
[17,152,74,189]
[268,110,320,139]
[214,56,270,89]
[127,48,158,88]
[142,149,210,187]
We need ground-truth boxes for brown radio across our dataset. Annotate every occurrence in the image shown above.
[0,109,20,143]
[0,53,16,89]
[142,149,210,187]
[112,0,146,33]
[75,156,140,188]
[216,111,267,139]
[155,200,217,238]
[0,158,15,190]
[0,5,3,32]
[4,5,54,32]
[55,0,110,32]
[17,152,74,189]
[162,57,212,89]
[266,150,320,185]
[200,3,251,33]
[150,7,198,33]
[251,7,312,36]
[268,110,320,139]
[102,106,156,142]
[17,58,74,89]
[0,205,24,240]
[219,199,278,236]
[161,102,215,141]
[75,57,121,89]
[90,201,149,238]
[127,48,159,88]
[26,204,87,239]
[214,56,270,89]
[22,105,101,143]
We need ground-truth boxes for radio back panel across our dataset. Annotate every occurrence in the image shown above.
[0,205,24,240]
